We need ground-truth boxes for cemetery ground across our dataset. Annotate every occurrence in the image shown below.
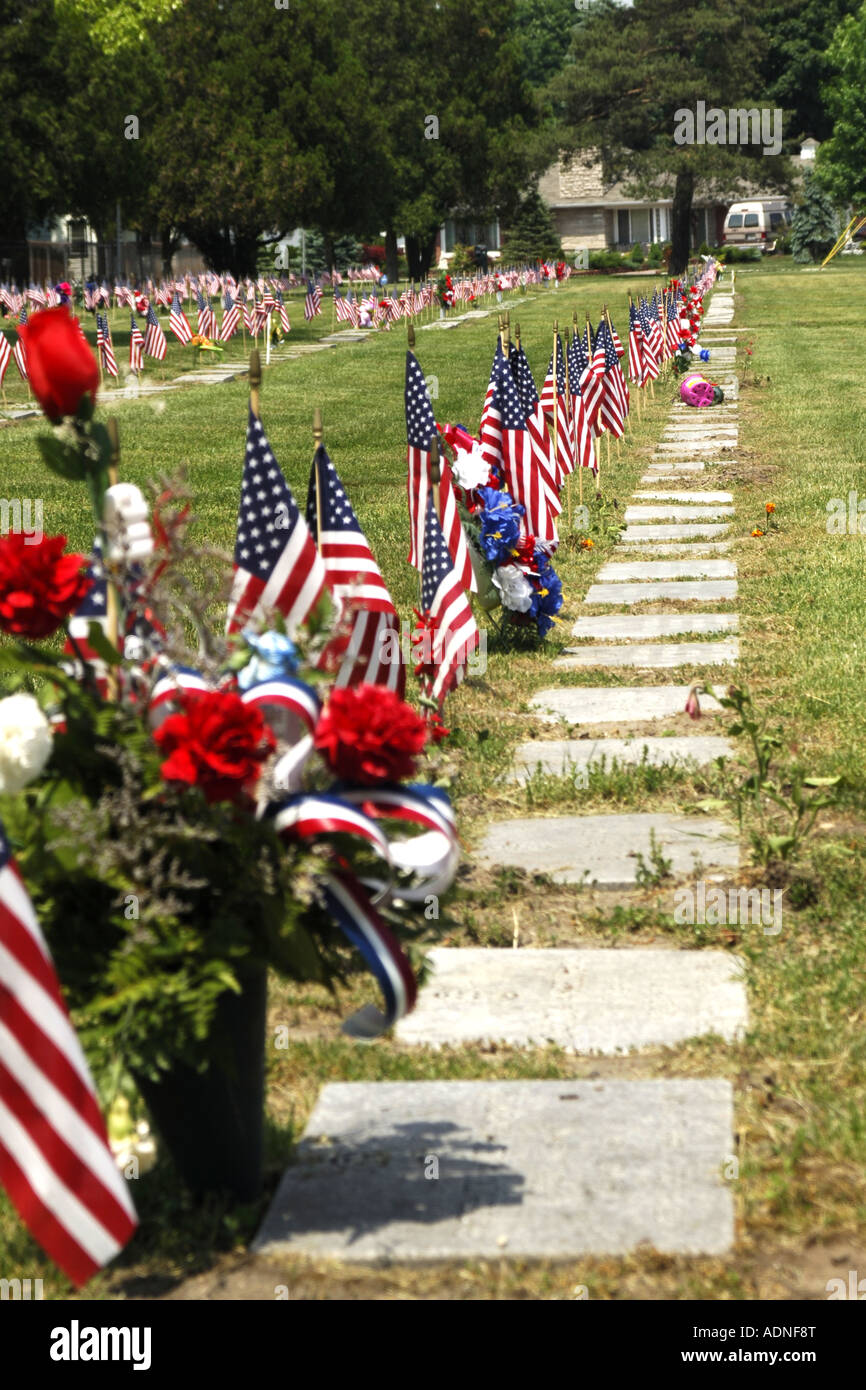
[2,262,866,1300]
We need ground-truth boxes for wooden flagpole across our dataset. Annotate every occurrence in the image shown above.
[249,347,262,419]
[312,406,324,546]
[552,320,559,492]
[104,418,121,698]
[515,321,521,353]
[563,327,576,531]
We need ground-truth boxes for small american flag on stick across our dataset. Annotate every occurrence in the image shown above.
[0,822,138,1287]
[306,442,404,694]
[143,305,167,361]
[226,409,326,636]
[415,492,479,713]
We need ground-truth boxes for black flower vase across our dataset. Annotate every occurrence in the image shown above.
[133,962,267,1203]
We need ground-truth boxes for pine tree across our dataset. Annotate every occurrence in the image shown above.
[500,189,562,264]
[791,172,839,263]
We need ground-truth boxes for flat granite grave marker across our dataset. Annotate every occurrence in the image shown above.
[254,1079,736,1259]
[395,948,747,1051]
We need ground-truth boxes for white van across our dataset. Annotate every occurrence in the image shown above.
[723,200,792,253]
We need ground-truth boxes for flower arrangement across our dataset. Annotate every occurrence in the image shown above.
[436,272,455,309]
[0,307,456,1195]
[439,422,564,638]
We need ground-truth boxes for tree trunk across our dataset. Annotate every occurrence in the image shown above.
[322,230,335,277]
[385,227,399,283]
[670,170,695,276]
[160,226,176,279]
[405,231,439,281]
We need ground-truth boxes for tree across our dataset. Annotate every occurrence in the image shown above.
[549,0,792,274]
[343,0,549,281]
[513,0,577,88]
[500,189,562,263]
[758,0,862,144]
[814,1,866,209]
[0,1,72,281]
[791,171,839,262]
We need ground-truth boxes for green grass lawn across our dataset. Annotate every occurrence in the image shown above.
[2,262,866,1300]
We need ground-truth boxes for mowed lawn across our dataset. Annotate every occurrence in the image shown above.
[2,263,866,1300]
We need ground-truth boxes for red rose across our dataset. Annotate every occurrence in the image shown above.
[18,306,99,421]
[0,532,90,639]
[314,685,428,785]
[154,690,275,804]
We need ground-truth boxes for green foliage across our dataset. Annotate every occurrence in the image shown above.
[448,244,477,276]
[759,0,863,143]
[500,189,562,264]
[815,1,866,208]
[550,0,791,275]
[791,172,839,263]
[513,0,577,88]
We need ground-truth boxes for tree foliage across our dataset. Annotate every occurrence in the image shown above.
[500,189,562,264]
[549,0,792,274]
[814,1,866,208]
[791,171,839,262]
[758,0,862,143]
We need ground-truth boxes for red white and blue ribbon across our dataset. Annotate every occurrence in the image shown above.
[318,869,417,1027]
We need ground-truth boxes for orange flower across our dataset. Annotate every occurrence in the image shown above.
[751,527,765,537]
[765,502,775,514]
[579,537,594,550]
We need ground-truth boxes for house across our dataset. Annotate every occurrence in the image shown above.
[538,142,820,257]
[537,155,726,254]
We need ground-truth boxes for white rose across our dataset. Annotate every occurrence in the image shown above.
[0,694,53,794]
[492,564,533,613]
[451,440,490,492]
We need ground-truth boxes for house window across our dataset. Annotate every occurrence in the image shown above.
[630,209,650,244]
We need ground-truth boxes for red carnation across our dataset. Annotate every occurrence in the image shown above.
[154,690,275,804]
[314,684,428,785]
[18,306,99,421]
[0,532,90,639]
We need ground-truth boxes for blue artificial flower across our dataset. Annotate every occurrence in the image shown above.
[477,485,524,564]
[699,348,710,362]
[528,550,564,636]
[238,628,299,690]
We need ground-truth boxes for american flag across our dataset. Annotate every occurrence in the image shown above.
[594,319,628,438]
[405,350,474,593]
[540,334,575,482]
[416,492,479,712]
[482,348,557,546]
[95,315,118,378]
[169,293,193,345]
[62,545,110,697]
[639,298,662,377]
[628,301,644,386]
[143,304,167,361]
[665,290,680,354]
[334,289,350,323]
[579,321,605,433]
[226,410,327,636]
[306,445,404,694]
[0,820,138,1286]
[220,290,240,342]
[196,289,217,339]
[13,308,28,380]
[566,333,597,474]
[274,288,290,334]
[509,343,562,543]
[303,280,322,320]
[129,314,144,373]
[0,331,11,386]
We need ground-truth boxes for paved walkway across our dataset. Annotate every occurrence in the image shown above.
[255,277,745,1265]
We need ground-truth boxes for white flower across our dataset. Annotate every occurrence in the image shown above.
[0,694,53,794]
[451,440,490,492]
[492,564,533,612]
